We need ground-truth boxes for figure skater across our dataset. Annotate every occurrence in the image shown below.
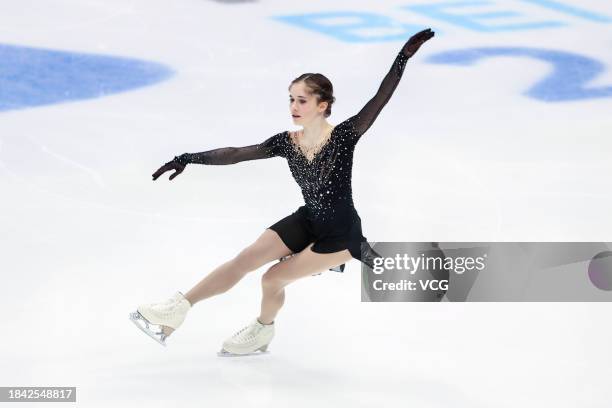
[129,28,435,356]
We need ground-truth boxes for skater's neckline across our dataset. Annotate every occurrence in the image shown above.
[288,125,336,164]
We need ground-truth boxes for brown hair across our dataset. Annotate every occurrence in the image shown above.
[289,73,335,118]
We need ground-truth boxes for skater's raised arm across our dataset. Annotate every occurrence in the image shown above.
[347,28,434,140]
[152,131,287,181]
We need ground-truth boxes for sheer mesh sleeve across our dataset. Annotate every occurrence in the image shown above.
[176,131,288,165]
[346,51,411,140]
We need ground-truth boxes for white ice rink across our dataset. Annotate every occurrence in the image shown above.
[1,1,611,407]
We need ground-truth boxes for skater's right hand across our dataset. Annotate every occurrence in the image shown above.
[152,156,187,181]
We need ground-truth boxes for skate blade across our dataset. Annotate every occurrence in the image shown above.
[129,311,167,347]
[217,346,270,357]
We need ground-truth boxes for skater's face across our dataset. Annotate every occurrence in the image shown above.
[289,82,328,124]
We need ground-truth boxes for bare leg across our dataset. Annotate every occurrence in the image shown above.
[184,257,254,305]
[259,288,285,325]
[161,229,292,337]
[259,243,353,324]
[185,229,292,305]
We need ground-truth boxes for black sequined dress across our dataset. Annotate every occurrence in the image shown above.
[177,50,410,268]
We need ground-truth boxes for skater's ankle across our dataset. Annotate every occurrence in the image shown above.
[182,292,194,307]
[257,317,274,325]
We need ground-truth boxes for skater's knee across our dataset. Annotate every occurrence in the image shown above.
[261,270,274,287]
[261,265,286,290]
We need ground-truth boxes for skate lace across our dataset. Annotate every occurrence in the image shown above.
[151,299,183,317]
[150,293,185,310]
[231,322,262,344]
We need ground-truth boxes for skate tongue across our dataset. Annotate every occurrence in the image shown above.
[174,291,191,306]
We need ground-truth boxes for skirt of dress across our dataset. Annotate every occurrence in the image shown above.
[267,206,369,267]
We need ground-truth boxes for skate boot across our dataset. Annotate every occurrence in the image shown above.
[129,291,192,347]
[218,318,275,357]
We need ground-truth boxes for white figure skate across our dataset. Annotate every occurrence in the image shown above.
[129,291,191,346]
[218,318,275,357]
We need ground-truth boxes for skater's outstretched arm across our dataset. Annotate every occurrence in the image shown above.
[152,131,287,181]
[347,28,435,140]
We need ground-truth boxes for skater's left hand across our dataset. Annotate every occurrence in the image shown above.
[402,28,435,57]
